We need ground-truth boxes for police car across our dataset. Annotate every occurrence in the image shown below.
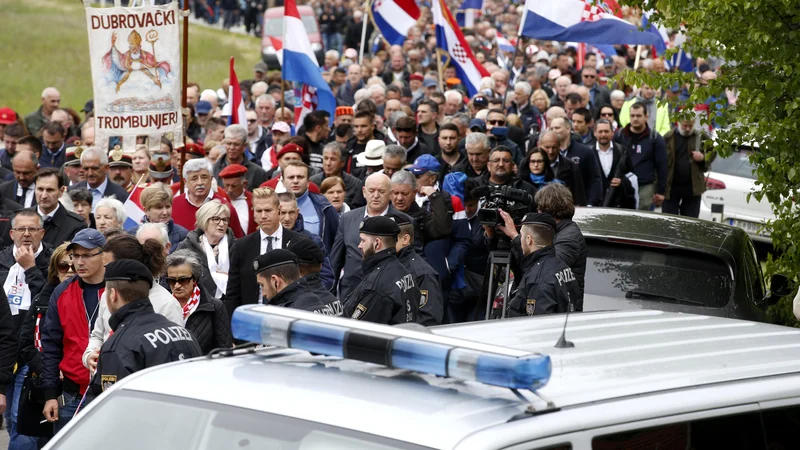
[45,307,800,449]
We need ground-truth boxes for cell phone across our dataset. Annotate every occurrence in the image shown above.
[490,127,509,137]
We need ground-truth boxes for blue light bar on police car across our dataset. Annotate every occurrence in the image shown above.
[231,305,552,390]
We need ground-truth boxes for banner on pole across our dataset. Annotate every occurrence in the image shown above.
[85,1,183,152]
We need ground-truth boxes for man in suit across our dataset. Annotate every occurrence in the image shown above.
[224,187,305,320]
[0,150,38,208]
[330,173,414,301]
[35,168,86,246]
[594,119,635,208]
[550,117,603,206]
[67,146,129,208]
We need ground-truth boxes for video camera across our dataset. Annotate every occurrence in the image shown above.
[472,185,532,227]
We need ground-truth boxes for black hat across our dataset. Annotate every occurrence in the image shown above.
[252,249,298,274]
[359,216,400,237]
[386,212,412,227]
[286,237,324,264]
[104,259,154,288]
[522,213,557,232]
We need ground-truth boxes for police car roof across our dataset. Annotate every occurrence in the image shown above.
[115,311,800,448]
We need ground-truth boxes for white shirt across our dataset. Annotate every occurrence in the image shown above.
[185,188,215,208]
[259,225,284,253]
[38,203,59,222]
[231,192,249,233]
[274,179,287,194]
[16,182,35,208]
[364,205,390,218]
[596,143,615,178]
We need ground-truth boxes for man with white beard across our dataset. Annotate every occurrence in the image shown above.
[661,117,714,217]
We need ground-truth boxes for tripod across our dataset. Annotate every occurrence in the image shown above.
[483,236,513,320]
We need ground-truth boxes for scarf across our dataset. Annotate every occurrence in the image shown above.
[639,95,658,130]
[182,284,201,321]
[529,173,548,186]
[201,233,229,298]
[4,244,44,315]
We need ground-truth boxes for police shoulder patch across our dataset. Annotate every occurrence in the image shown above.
[526,299,536,316]
[419,290,429,308]
[101,374,117,391]
[352,303,367,320]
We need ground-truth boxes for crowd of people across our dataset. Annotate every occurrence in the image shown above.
[0,0,734,447]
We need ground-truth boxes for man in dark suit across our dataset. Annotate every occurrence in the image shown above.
[224,187,305,320]
[67,146,129,208]
[551,117,603,206]
[35,168,86,246]
[330,173,414,301]
[0,150,38,208]
[594,119,635,208]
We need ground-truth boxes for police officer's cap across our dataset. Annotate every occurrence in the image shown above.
[286,237,324,264]
[386,212,412,227]
[252,249,298,274]
[359,216,400,237]
[104,259,154,288]
[522,213,557,232]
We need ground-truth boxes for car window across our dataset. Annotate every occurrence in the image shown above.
[592,405,800,449]
[53,391,431,450]
[585,240,733,308]
[710,149,756,179]
[263,15,319,36]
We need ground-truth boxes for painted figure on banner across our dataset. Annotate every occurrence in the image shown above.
[103,29,172,93]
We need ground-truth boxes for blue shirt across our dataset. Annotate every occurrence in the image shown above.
[39,143,66,169]
[297,190,320,237]
[89,176,109,212]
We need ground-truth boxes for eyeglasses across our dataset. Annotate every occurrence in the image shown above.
[71,251,102,261]
[488,120,506,126]
[489,158,512,164]
[166,276,194,286]
[12,227,43,234]
[530,159,546,164]
[209,216,231,225]
[57,262,72,273]
[247,119,257,124]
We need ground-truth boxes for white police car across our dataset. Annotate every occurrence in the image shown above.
[45,307,800,449]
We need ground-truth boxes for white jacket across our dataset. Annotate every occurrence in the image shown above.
[82,283,184,369]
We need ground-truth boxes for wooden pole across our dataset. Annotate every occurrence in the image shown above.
[503,37,524,109]
[358,0,371,65]
[436,49,445,92]
[179,0,189,195]
[633,44,643,70]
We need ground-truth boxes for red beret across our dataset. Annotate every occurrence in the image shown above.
[335,106,354,117]
[277,143,304,159]
[219,163,248,179]
[409,73,424,82]
[183,143,205,158]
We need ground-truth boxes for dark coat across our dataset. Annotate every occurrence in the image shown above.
[597,141,636,208]
[507,246,579,317]
[554,219,587,311]
[310,171,366,208]
[42,204,87,247]
[562,140,603,206]
[0,288,14,393]
[0,180,36,207]
[301,273,342,316]
[615,125,668,195]
[68,178,130,203]
[19,282,56,375]
[397,245,443,326]
[0,244,53,331]
[664,128,715,198]
[291,214,335,290]
[174,228,237,301]
[184,285,232,355]
[213,156,268,192]
[268,279,331,314]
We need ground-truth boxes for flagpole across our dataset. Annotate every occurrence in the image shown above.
[436,49,445,92]
[503,37,524,109]
[633,44,643,70]
[179,0,190,195]
[359,0,372,65]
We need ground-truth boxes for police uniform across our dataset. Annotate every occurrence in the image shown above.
[343,217,419,325]
[391,214,444,326]
[508,214,579,317]
[287,237,343,316]
[88,260,202,397]
[253,249,332,315]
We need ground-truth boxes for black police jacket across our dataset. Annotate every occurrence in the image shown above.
[507,246,579,317]
[88,300,202,397]
[397,246,443,326]
[343,248,419,325]
[301,273,343,316]
[269,279,333,315]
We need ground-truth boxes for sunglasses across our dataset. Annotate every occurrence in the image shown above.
[583,74,596,78]
[600,112,614,117]
[166,276,194,286]
[247,119,258,124]
[57,262,72,273]
[488,120,506,126]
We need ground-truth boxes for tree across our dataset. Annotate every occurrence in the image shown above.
[620,0,800,325]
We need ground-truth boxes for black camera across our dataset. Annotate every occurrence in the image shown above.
[474,185,532,227]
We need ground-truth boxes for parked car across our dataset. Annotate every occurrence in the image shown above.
[698,143,774,243]
[261,6,324,69]
[573,207,789,322]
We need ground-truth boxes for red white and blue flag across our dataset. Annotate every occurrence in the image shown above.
[122,181,146,231]
[293,84,317,128]
[371,0,420,46]
[432,0,489,97]
[495,32,516,53]
[283,0,335,122]
[225,57,247,127]
[520,0,662,45]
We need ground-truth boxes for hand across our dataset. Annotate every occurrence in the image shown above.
[496,209,519,240]
[0,393,6,415]
[88,350,99,371]
[418,186,436,197]
[692,151,705,162]
[610,178,621,187]
[15,245,35,270]
[43,399,59,423]
[653,194,665,206]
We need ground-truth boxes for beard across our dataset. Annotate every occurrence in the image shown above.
[362,246,376,260]
[678,127,694,137]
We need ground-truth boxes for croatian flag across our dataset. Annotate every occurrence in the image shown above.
[283,0,336,122]
[432,0,490,97]
[225,57,247,127]
[495,32,516,53]
[371,0,420,46]
[641,11,668,56]
[456,0,483,28]
[520,0,662,46]
[122,182,146,231]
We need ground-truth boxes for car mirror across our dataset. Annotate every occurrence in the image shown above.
[762,274,793,306]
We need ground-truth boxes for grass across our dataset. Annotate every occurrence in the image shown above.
[0,0,262,116]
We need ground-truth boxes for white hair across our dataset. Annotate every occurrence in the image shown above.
[136,222,169,246]
[479,76,495,90]
[80,146,109,165]
[641,59,654,70]
[182,158,214,179]
[255,94,275,108]
[366,77,386,88]
[251,81,268,96]
[325,49,340,60]
[444,90,463,103]
[223,124,247,142]
[95,197,126,224]
[465,132,489,150]
[514,81,532,96]
[369,84,386,96]
[610,90,626,100]
[200,89,218,102]
[555,75,572,87]
[354,88,371,104]
[390,170,416,189]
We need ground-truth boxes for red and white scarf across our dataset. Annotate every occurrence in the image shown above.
[182,285,201,321]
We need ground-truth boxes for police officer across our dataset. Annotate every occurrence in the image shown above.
[390,213,444,325]
[253,249,332,314]
[287,237,343,316]
[343,216,419,324]
[508,213,579,317]
[87,260,202,398]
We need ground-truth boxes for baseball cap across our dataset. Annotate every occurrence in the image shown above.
[603,56,614,66]
[195,101,212,115]
[81,99,94,114]
[407,154,441,175]
[254,61,268,74]
[271,121,291,134]
[423,78,438,88]
[0,107,16,125]
[469,118,486,132]
[67,228,106,251]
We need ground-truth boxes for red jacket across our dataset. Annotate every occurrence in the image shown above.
[171,192,245,238]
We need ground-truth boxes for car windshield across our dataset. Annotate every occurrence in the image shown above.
[710,148,756,179]
[52,391,430,450]
[585,240,733,308]
[264,15,318,36]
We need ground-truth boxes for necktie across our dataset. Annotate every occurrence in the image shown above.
[18,187,26,205]
[265,236,274,252]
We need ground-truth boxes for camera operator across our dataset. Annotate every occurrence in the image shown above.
[477,146,538,205]
[506,213,579,316]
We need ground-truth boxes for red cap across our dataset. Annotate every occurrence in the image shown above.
[277,143,304,159]
[410,73,424,82]
[335,106,354,117]
[218,163,248,179]
[183,143,205,158]
[0,107,16,125]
